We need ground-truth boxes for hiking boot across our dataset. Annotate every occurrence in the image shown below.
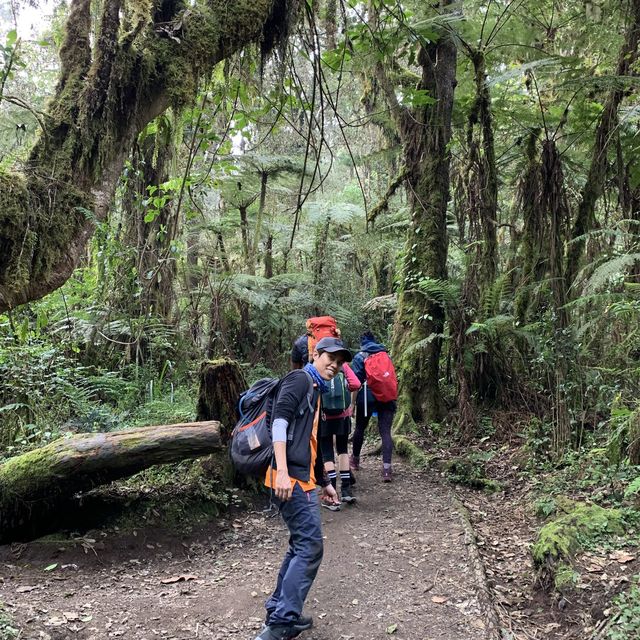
[341,485,357,504]
[382,467,392,483]
[349,454,360,471]
[256,616,313,639]
[264,613,312,628]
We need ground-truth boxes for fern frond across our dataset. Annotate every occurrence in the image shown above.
[403,333,447,358]
[584,253,640,294]
[412,278,459,307]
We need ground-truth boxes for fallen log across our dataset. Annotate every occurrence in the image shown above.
[0,421,222,544]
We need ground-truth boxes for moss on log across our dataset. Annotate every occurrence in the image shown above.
[0,420,221,543]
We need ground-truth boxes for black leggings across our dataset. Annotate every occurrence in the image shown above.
[352,401,396,465]
[319,432,349,464]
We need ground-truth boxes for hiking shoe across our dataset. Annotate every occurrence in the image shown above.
[341,486,357,504]
[321,499,341,512]
[382,467,392,483]
[256,616,313,639]
[349,454,360,471]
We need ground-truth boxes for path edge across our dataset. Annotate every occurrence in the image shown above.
[452,495,503,640]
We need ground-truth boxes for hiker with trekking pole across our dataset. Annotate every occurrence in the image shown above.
[318,357,361,509]
[349,331,399,482]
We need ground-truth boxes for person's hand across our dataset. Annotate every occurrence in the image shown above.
[321,483,340,506]
[275,469,293,501]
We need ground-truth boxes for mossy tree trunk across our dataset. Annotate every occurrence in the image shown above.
[450,46,499,437]
[116,119,177,319]
[0,421,222,544]
[0,0,300,313]
[514,131,546,323]
[374,2,457,426]
[565,0,640,289]
[541,140,573,454]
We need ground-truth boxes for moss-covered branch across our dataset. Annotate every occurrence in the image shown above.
[367,166,408,225]
[0,0,299,312]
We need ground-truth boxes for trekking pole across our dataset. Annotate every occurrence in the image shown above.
[364,381,368,417]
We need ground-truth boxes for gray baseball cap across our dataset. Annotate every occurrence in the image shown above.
[315,337,352,362]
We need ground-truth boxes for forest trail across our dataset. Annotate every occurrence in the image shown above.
[0,458,491,640]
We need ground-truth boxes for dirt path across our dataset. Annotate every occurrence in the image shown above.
[0,457,491,640]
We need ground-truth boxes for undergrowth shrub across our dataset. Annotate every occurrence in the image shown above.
[0,337,137,454]
[0,603,18,640]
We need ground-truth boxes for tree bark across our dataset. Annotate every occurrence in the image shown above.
[0,0,298,312]
[0,421,222,543]
[197,359,246,443]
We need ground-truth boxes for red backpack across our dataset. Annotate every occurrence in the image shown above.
[306,316,340,361]
[364,351,398,402]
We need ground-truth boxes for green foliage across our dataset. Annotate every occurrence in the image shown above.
[623,476,640,501]
[533,496,557,519]
[607,401,640,466]
[583,253,640,294]
[126,387,196,427]
[522,417,553,464]
[443,453,503,493]
[0,333,137,454]
[604,577,640,640]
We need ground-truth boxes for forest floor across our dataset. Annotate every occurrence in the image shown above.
[0,452,636,640]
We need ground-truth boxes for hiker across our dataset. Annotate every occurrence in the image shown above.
[349,331,398,482]
[290,333,308,369]
[290,316,340,369]
[319,361,361,509]
[257,337,351,640]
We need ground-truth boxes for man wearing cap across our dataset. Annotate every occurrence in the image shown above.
[256,337,352,640]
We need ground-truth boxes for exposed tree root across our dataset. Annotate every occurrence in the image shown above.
[452,496,503,640]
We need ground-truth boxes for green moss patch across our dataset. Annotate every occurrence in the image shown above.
[0,170,90,303]
[553,562,580,593]
[532,501,624,584]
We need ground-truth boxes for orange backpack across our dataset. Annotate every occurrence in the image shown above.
[306,316,340,361]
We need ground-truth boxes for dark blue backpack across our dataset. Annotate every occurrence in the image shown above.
[230,371,314,476]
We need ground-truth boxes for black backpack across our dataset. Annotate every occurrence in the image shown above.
[230,371,314,477]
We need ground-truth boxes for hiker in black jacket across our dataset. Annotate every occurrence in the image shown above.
[256,337,352,640]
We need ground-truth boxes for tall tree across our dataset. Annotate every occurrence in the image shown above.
[565,0,640,289]
[369,1,458,425]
